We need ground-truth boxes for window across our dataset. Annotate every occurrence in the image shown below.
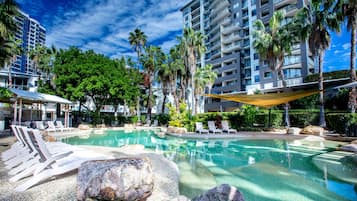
[252,9,256,16]
[283,69,302,78]
[255,65,260,70]
[254,75,260,82]
[254,53,259,60]
[264,72,272,78]
[284,55,301,66]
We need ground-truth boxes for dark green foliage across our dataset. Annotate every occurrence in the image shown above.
[154,114,170,126]
[289,111,319,127]
[0,87,12,98]
[325,89,349,110]
[326,113,347,134]
[52,47,141,125]
[290,94,319,109]
[303,70,354,82]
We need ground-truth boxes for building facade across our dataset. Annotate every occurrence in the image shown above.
[181,0,314,112]
[0,10,46,90]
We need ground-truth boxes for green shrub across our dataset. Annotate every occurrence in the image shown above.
[326,113,347,134]
[131,116,138,124]
[289,110,319,127]
[241,105,259,127]
[154,114,170,126]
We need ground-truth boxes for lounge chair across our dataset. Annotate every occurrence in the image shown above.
[221,120,238,134]
[36,121,56,132]
[1,125,28,161]
[55,120,74,132]
[12,129,109,191]
[208,121,223,134]
[195,122,209,134]
[6,126,73,176]
[47,121,61,132]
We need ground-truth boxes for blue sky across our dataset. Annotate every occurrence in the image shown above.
[17,0,353,72]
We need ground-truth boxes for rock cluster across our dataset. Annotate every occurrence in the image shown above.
[77,158,154,201]
[300,125,324,136]
[167,126,188,134]
[192,184,245,201]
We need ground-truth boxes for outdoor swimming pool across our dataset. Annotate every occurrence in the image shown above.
[63,130,357,201]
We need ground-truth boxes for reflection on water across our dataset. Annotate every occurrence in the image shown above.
[63,130,357,201]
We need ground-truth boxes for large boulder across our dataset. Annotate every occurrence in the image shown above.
[77,158,154,201]
[340,144,357,153]
[300,125,324,136]
[191,184,245,201]
[287,127,302,135]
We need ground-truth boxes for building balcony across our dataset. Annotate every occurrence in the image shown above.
[222,25,240,34]
[222,34,241,44]
[211,8,230,25]
[274,0,297,8]
[222,44,240,53]
[214,73,237,83]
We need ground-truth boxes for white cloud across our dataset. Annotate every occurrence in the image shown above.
[342,43,351,50]
[45,0,186,58]
[159,39,179,53]
[334,50,341,54]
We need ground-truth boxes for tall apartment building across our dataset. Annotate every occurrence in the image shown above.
[181,0,314,112]
[0,10,46,90]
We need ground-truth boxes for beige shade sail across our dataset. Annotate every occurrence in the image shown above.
[204,90,319,108]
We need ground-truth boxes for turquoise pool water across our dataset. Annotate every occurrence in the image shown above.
[63,130,357,201]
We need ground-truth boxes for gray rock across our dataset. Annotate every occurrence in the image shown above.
[77,158,154,201]
[192,184,245,201]
[340,144,357,152]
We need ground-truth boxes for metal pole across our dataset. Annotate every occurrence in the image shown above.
[13,100,17,125]
[18,99,22,125]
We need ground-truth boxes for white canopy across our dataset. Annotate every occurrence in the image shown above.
[10,88,72,104]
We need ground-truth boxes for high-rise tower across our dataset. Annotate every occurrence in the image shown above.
[181,0,313,112]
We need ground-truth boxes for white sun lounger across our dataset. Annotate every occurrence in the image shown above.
[55,121,74,132]
[208,121,223,134]
[221,120,238,134]
[1,125,28,161]
[195,122,209,134]
[4,126,41,170]
[5,126,76,176]
[12,129,109,191]
[36,121,56,132]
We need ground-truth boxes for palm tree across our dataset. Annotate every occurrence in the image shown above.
[335,0,357,113]
[129,28,147,123]
[194,64,217,114]
[157,60,170,113]
[158,46,185,112]
[6,39,23,87]
[140,45,165,121]
[129,28,147,70]
[179,27,206,115]
[253,11,295,127]
[293,0,340,127]
[0,0,19,68]
[29,44,47,77]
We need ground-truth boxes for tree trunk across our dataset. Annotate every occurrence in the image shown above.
[278,67,290,127]
[195,90,199,114]
[161,93,167,114]
[349,21,357,113]
[6,62,12,88]
[318,52,326,127]
[147,78,152,122]
[190,53,196,116]
[136,50,141,123]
